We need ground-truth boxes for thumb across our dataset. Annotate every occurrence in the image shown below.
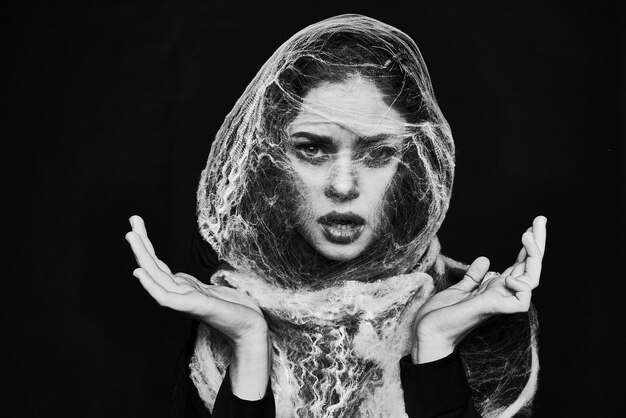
[458,256,490,291]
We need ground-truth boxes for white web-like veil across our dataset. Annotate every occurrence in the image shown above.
[193,14,538,417]
[196,14,455,289]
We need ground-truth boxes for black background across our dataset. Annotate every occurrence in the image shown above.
[5,1,624,416]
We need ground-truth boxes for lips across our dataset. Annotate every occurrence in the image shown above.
[317,211,366,244]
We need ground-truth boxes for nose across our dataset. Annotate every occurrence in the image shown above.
[325,154,359,202]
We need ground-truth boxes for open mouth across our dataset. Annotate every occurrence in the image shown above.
[317,211,365,244]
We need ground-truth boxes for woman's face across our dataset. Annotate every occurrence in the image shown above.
[286,76,407,261]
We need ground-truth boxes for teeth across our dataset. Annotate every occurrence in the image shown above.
[330,223,354,230]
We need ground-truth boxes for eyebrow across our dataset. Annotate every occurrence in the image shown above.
[290,131,394,146]
[356,133,394,146]
[290,131,334,145]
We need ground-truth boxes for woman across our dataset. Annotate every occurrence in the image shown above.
[126,14,546,417]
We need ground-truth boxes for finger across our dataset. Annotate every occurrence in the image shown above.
[133,268,191,311]
[126,231,175,288]
[129,215,171,273]
[175,272,198,281]
[505,275,532,311]
[520,231,542,288]
[126,231,160,273]
[511,260,526,278]
[173,272,204,289]
[133,268,171,305]
[458,256,490,291]
[515,227,530,263]
[510,225,536,277]
[506,274,532,293]
[501,260,524,279]
[169,274,251,316]
[129,216,156,255]
[501,265,515,278]
[532,216,547,256]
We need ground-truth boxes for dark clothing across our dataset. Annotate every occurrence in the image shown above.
[212,369,276,418]
[197,350,479,418]
[400,351,479,418]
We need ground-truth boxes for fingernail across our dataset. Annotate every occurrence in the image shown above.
[129,217,134,228]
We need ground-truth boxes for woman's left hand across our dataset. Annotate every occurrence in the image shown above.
[411,216,547,363]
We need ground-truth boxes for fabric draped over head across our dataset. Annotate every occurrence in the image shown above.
[192,14,538,418]
[196,14,455,288]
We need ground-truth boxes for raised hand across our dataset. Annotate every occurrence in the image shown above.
[125,215,271,400]
[411,216,547,363]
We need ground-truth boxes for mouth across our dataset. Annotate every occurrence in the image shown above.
[317,211,366,244]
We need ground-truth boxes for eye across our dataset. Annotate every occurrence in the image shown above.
[297,144,324,157]
[361,146,398,166]
[368,147,396,159]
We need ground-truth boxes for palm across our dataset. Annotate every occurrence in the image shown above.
[125,216,267,343]
[416,271,528,343]
[412,216,547,362]
[164,273,266,340]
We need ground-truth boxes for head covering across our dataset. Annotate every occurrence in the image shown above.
[192,14,538,418]
[196,13,455,290]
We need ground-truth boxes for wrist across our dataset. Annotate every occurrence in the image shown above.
[232,331,269,364]
[229,332,272,400]
[412,328,455,364]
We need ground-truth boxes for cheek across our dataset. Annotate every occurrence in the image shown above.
[290,159,326,197]
[286,163,324,224]
[363,165,398,224]
[365,163,397,199]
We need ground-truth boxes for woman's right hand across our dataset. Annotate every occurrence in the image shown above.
[125,215,271,400]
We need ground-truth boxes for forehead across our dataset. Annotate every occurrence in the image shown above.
[288,76,407,138]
